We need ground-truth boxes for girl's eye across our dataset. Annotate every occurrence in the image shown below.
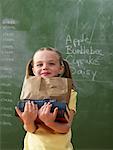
[49,63,55,65]
[36,64,43,67]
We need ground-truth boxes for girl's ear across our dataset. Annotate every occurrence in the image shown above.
[59,66,64,77]
[32,67,36,76]
[26,59,34,78]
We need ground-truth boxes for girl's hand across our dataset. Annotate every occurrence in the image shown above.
[15,101,38,124]
[38,102,58,124]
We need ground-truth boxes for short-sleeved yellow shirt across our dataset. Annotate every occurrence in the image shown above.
[23,90,77,150]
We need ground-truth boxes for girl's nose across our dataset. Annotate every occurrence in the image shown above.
[42,63,48,70]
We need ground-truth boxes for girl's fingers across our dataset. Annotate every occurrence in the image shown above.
[32,102,38,113]
[66,105,70,118]
[39,102,51,115]
[40,102,47,112]
[53,107,58,117]
[28,101,32,111]
[24,101,29,111]
[26,101,38,112]
[15,107,22,118]
[34,103,38,111]
[31,101,37,110]
[42,102,51,113]
[45,103,52,113]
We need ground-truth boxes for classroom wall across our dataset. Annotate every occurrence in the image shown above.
[0,0,113,149]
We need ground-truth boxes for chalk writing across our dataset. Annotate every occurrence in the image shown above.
[0,75,13,78]
[0,106,12,111]
[0,83,11,87]
[2,18,17,25]
[0,113,12,118]
[0,18,16,127]
[0,67,12,71]
[65,34,104,81]
[0,50,14,54]
[66,55,101,67]
[0,58,14,62]
[65,45,104,56]
[2,45,14,49]
[2,25,16,30]
[0,91,12,95]
[0,98,13,103]
[0,121,12,126]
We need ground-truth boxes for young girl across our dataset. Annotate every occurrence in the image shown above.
[15,47,77,150]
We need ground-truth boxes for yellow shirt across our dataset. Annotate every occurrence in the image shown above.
[23,90,77,150]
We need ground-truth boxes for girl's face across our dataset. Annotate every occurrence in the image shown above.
[32,50,64,77]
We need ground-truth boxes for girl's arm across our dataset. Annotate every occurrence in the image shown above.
[15,101,38,133]
[45,110,75,133]
[38,102,76,133]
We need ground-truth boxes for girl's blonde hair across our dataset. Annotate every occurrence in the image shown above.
[26,47,76,90]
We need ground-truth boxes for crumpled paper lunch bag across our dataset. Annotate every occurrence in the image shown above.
[20,76,72,103]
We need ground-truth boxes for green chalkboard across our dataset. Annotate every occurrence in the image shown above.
[0,0,113,150]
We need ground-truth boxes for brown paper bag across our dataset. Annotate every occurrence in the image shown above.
[20,76,72,103]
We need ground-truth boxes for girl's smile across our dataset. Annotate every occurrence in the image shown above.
[40,71,51,77]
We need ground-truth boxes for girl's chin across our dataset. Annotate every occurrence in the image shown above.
[41,75,52,78]
[40,74,59,78]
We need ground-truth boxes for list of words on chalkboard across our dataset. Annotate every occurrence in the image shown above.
[0,18,17,127]
[65,34,104,82]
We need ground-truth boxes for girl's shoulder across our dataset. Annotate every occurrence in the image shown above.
[71,89,77,95]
